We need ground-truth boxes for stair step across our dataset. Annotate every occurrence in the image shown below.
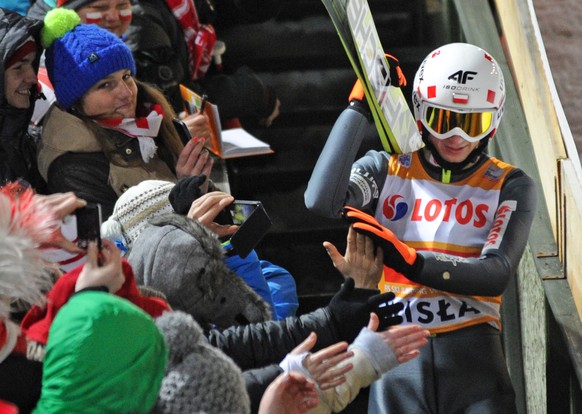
[217,0,431,300]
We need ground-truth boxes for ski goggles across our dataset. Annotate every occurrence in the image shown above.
[422,105,496,143]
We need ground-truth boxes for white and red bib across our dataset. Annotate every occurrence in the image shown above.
[375,152,515,334]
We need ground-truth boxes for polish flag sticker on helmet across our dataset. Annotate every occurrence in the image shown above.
[452,93,469,104]
[427,85,436,99]
[487,89,496,104]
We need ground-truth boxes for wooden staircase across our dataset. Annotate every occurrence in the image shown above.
[217,0,435,311]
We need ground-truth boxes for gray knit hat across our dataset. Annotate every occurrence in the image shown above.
[127,214,272,330]
[153,311,250,414]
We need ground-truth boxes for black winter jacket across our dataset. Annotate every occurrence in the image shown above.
[124,0,277,121]
[0,8,46,192]
[211,307,338,412]
[207,285,384,412]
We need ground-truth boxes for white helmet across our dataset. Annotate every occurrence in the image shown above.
[412,43,505,143]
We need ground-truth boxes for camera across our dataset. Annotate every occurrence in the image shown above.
[75,203,103,250]
[218,200,272,258]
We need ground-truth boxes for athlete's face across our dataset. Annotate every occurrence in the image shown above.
[429,134,480,164]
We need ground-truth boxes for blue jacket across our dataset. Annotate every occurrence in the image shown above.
[224,250,298,320]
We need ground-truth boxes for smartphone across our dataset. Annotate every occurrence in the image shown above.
[75,203,103,250]
[230,201,260,225]
[172,118,192,145]
[216,200,259,226]
[227,201,272,258]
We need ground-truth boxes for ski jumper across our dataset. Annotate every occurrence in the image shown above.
[305,103,537,413]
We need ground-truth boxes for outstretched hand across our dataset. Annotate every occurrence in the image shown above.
[342,206,422,279]
[366,313,429,365]
[323,225,384,289]
[328,278,403,341]
[180,111,212,142]
[289,332,354,390]
[258,372,319,414]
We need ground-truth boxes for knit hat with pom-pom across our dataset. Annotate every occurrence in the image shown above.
[153,311,251,414]
[41,8,135,110]
[100,180,176,252]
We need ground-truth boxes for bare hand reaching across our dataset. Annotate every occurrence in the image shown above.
[180,111,212,142]
[258,372,319,414]
[324,225,384,289]
[288,332,354,390]
[33,192,87,253]
[367,313,429,365]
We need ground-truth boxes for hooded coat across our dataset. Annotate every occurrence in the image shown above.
[0,8,46,192]
[127,213,272,330]
[33,291,168,413]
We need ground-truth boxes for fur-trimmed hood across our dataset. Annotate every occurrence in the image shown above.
[127,213,272,330]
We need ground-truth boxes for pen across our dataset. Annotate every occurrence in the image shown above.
[200,94,208,112]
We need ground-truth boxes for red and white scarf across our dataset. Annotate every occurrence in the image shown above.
[95,104,164,163]
[165,0,216,79]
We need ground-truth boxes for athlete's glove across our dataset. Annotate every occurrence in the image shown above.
[329,278,403,338]
[342,206,423,280]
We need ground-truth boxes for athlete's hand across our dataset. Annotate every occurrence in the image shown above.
[342,206,423,279]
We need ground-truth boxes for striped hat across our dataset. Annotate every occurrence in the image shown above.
[101,180,176,252]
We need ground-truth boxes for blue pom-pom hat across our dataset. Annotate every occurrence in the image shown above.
[43,9,136,110]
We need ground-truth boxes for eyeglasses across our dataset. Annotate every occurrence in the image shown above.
[422,105,495,142]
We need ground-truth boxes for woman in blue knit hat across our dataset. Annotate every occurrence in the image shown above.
[37,7,214,219]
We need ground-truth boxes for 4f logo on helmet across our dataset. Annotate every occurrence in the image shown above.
[448,70,477,84]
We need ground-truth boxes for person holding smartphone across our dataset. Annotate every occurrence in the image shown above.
[100,178,299,321]
[0,181,129,412]
[36,8,215,219]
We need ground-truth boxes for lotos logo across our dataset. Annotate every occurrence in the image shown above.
[383,195,408,221]
[411,198,489,228]
[483,201,516,249]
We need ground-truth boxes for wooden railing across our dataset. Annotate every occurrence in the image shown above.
[445,0,582,412]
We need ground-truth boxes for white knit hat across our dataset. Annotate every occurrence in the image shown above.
[101,180,176,251]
